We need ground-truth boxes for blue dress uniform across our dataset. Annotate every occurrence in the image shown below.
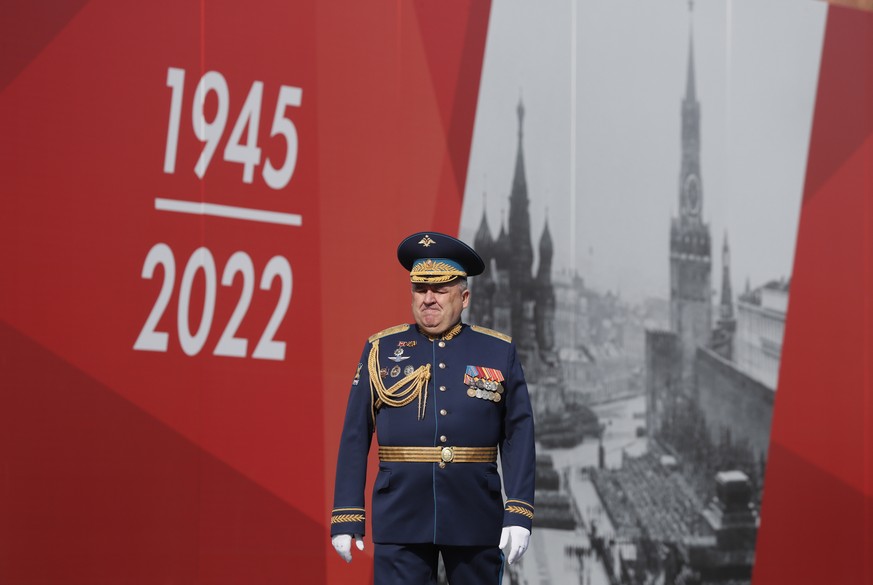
[331,232,536,584]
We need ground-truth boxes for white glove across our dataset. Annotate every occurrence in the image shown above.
[331,533,364,563]
[499,525,531,565]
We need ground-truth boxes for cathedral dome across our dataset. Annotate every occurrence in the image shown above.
[539,217,553,268]
[474,208,494,263]
[494,221,511,271]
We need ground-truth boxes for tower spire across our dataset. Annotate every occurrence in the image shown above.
[720,231,734,322]
[670,4,711,387]
[679,2,702,224]
[517,92,525,140]
[508,94,534,346]
[685,22,696,102]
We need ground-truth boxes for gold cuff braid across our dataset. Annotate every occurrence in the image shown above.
[331,514,365,524]
[505,505,534,519]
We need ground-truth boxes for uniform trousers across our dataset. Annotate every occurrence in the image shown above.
[374,542,504,585]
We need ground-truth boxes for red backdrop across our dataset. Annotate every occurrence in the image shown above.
[2,2,872,584]
[0,1,489,583]
[753,6,873,584]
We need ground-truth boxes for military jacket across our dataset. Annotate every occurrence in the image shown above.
[331,322,535,546]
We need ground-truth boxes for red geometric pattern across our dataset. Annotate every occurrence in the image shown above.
[0,1,490,583]
[753,6,873,584]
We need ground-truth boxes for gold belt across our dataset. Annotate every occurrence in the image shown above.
[379,446,497,463]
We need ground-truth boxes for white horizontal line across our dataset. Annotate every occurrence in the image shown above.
[154,198,302,227]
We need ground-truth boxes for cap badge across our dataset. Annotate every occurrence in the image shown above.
[418,235,436,247]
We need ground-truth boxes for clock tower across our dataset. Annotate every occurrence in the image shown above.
[669,11,712,388]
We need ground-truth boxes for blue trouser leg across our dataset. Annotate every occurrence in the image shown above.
[374,543,503,585]
[441,545,503,585]
[374,543,439,585]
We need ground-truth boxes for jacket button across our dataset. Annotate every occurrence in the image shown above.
[439,362,446,369]
[439,385,447,392]
[440,435,447,443]
[439,409,447,416]
[439,462,446,469]
[438,341,446,348]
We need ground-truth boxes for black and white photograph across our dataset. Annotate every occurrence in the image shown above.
[458,1,826,582]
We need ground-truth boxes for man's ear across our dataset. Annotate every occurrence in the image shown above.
[461,288,471,308]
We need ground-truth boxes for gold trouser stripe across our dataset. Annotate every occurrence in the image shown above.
[378,446,497,463]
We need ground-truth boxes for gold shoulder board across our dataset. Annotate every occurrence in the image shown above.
[368,324,411,343]
[470,325,512,343]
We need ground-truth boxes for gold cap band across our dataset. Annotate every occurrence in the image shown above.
[409,259,467,284]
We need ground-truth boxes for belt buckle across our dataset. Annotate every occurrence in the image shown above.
[440,446,454,463]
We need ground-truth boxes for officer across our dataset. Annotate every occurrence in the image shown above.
[330,231,536,584]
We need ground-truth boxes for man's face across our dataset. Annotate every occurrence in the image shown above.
[411,280,470,335]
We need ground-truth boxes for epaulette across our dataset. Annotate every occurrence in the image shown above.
[368,324,410,343]
[470,325,512,343]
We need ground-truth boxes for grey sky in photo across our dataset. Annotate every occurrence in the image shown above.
[460,0,827,303]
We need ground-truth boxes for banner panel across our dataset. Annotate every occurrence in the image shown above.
[754,6,873,584]
[0,1,490,583]
[7,1,873,583]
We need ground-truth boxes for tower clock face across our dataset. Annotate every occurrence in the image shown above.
[683,174,701,216]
